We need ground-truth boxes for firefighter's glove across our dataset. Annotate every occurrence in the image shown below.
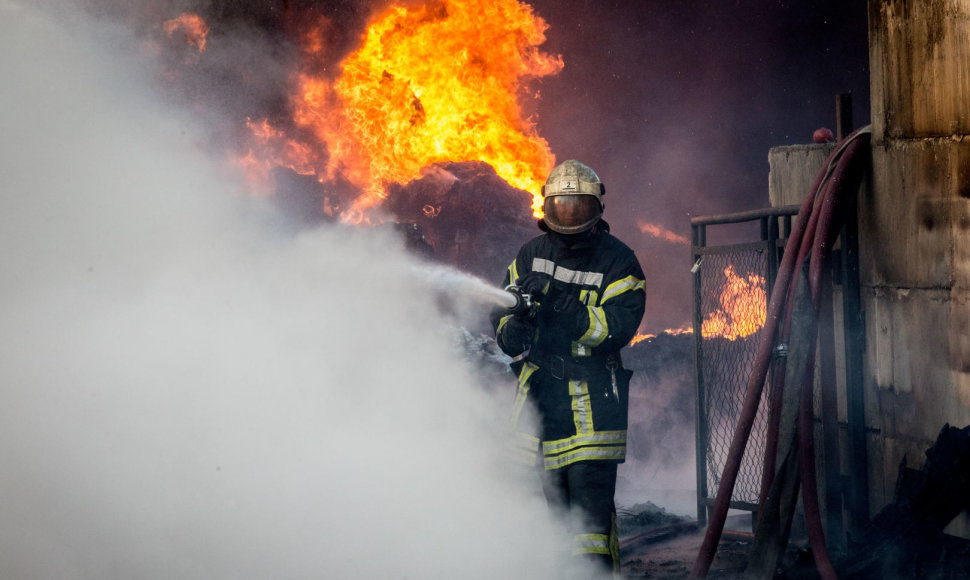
[536,291,590,340]
[515,272,547,299]
[500,316,536,355]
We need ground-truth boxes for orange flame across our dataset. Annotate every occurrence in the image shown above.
[234,118,319,193]
[630,333,650,346]
[240,0,562,222]
[628,269,765,346]
[637,220,690,245]
[701,265,767,340]
[163,13,209,52]
[629,327,692,346]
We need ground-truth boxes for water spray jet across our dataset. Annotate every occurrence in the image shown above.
[406,262,526,312]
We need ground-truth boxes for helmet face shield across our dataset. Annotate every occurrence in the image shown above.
[543,194,602,234]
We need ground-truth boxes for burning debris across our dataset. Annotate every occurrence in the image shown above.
[133,0,568,287]
[229,0,562,222]
[88,0,563,235]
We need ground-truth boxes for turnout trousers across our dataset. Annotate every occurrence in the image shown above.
[541,461,620,575]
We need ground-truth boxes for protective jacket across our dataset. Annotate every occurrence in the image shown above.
[492,220,646,471]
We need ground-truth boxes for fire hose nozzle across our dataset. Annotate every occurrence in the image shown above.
[504,285,538,320]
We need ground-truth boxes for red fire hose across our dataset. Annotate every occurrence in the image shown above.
[799,129,871,579]
[760,128,867,505]
[690,126,872,579]
[758,164,831,507]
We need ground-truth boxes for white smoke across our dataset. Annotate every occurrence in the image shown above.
[0,4,600,578]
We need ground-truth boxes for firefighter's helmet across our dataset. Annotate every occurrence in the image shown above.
[541,159,605,234]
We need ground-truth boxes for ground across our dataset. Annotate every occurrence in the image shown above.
[620,528,753,579]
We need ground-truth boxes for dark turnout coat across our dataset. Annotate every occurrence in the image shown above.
[491,221,646,471]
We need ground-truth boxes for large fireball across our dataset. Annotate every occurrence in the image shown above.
[241,0,563,222]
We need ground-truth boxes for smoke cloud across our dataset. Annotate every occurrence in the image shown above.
[0,4,605,578]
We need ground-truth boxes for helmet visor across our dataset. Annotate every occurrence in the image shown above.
[543,194,602,234]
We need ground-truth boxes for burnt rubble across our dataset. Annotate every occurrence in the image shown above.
[841,424,970,579]
[783,424,970,579]
[384,161,537,283]
[618,501,697,558]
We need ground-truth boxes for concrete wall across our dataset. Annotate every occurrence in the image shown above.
[862,0,970,524]
[768,144,835,208]
[769,0,970,536]
[869,0,970,139]
[767,0,970,539]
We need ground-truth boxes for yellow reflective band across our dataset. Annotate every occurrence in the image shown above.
[542,430,627,455]
[601,274,645,304]
[496,313,512,334]
[572,533,611,556]
[577,306,609,347]
[570,380,593,435]
[508,364,540,465]
[508,363,539,431]
[508,259,520,284]
[512,431,540,450]
[512,448,538,467]
[543,445,627,470]
[509,432,540,466]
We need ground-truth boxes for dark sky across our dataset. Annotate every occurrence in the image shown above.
[524,0,871,330]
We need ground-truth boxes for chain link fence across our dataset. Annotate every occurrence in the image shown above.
[691,207,797,523]
[698,250,770,507]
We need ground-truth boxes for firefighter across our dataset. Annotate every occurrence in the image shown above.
[491,159,646,575]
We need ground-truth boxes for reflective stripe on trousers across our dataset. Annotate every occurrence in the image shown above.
[572,510,620,574]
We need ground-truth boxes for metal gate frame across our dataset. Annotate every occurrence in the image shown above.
[691,206,797,526]
[690,203,870,543]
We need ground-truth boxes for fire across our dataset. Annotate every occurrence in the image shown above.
[629,268,766,346]
[629,327,692,346]
[701,265,767,340]
[234,118,320,194]
[163,13,209,52]
[630,333,649,346]
[241,0,562,221]
[637,220,690,245]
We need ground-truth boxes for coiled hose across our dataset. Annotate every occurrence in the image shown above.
[690,126,872,579]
